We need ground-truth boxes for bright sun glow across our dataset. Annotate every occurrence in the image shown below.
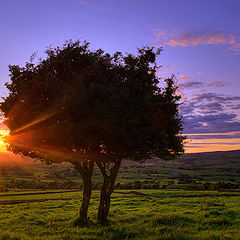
[0,129,10,152]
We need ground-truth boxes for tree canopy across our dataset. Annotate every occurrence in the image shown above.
[0,40,185,223]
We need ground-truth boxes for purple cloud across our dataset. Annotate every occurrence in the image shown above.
[207,80,228,88]
[180,91,240,134]
[194,93,240,102]
[183,113,240,134]
[179,81,204,89]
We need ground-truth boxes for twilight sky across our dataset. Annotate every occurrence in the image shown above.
[0,0,240,153]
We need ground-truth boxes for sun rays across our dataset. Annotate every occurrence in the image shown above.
[11,111,58,135]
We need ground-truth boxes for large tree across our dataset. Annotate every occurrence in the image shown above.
[93,49,185,223]
[0,40,185,224]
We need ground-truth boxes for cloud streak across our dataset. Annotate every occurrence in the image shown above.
[153,29,240,53]
[165,31,235,47]
[178,76,228,90]
[179,80,203,89]
[184,131,240,140]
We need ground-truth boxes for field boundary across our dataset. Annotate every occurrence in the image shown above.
[1,190,240,205]
[0,190,80,197]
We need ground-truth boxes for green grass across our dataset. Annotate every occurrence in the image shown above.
[0,190,240,240]
[1,151,240,239]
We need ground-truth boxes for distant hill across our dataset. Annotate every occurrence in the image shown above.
[121,150,240,171]
[175,150,240,171]
[0,150,240,171]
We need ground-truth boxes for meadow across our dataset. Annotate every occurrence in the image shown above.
[0,190,240,240]
[1,150,240,239]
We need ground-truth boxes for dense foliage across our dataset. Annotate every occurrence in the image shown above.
[0,40,185,223]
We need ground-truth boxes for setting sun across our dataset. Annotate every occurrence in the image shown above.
[0,129,9,152]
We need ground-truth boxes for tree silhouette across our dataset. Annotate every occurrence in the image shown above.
[0,40,185,224]
[94,49,185,223]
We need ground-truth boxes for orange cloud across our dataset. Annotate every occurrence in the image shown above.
[153,29,240,53]
[179,75,192,81]
[153,30,167,42]
[165,31,236,47]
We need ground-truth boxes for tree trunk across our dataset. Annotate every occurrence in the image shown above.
[74,160,94,225]
[97,160,121,224]
[79,174,92,223]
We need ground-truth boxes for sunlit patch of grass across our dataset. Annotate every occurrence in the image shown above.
[0,190,240,239]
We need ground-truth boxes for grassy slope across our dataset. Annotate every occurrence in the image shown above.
[0,190,240,240]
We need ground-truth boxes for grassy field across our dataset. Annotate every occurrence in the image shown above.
[0,190,240,240]
[1,150,240,239]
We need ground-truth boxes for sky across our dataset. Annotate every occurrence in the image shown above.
[0,0,240,153]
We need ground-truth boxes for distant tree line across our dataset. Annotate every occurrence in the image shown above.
[2,179,240,192]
